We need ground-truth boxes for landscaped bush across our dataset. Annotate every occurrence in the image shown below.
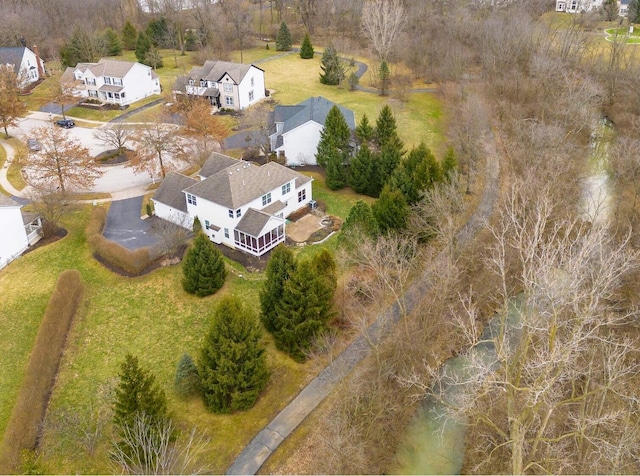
[86,206,155,275]
[0,270,83,473]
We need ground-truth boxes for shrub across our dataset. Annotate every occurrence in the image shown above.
[174,353,201,398]
[182,233,226,297]
[0,270,83,473]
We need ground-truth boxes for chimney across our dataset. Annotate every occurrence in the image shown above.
[32,45,45,79]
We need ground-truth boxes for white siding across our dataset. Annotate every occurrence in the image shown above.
[277,121,324,166]
[0,206,29,269]
[122,63,161,104]
[237,66,266,110]
[152,201,192,229]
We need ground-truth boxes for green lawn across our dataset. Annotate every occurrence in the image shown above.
[0,203,347,473]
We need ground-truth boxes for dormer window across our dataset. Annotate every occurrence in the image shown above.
[188,79,195,86]
[200,80,206,87]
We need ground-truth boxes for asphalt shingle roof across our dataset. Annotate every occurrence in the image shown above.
[0,195,20,207]
[235,208,274,236]
[273,96,356,134]
[173,60,262,92]
[152,172,198,212]
[185,156,312,209]
[0,47,25,74]
[199,153,238,178]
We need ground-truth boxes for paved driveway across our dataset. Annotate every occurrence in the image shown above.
[103,196,159,250]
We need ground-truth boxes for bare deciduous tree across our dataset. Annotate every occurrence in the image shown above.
[93,123,135,155]
[361,0,407,61]
[26,125,102,193]
[0,67,26,138]
[183,100,229,166]
[129,120,188,179]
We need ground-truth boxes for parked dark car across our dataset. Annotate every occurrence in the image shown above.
[55,119,75,128]
[27,138,41,151]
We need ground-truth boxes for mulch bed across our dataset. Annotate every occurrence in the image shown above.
[95,149,131,166]
[22,227,68,255]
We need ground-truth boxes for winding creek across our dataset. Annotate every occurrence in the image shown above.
[394,119,614,474]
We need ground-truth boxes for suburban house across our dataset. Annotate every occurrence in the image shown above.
[268,96,356,166]
[60,59,161,107]
[555,0,629,15]
[0,195,43,269]
[0,45,46,87]
[152,152,313,257]
[172,60,266,111]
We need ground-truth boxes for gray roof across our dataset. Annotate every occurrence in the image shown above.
[0,47,26,74]
[0,195,20,207]
[75,59,135,78]
[173,60,262,93]
[99,84,124,93]
[235,208,274,236]
[22,211,40,225]
[199,153,238,178]
[152,172,198,212]
[272,96,356,135]
[185,155,312,209]
[261,200,285,215]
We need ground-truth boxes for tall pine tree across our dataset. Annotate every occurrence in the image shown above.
[260,244,297,332]
[349,144,376,195]
[339,200,380,249]
[122,21,138,50]
[276,22,292,51]
[372,184,409,233]
[103,28,122,56]
[113,354,169,431]
[198,296,269,413]
[299,33,314,59]
[182,233,227,297]
[316,105,351,168]
[374,105,404,151]
[319,45,345,85]
[355,114,374,146]
[273,259,335,362]
[441,147,458,180]
[379,60,391,96]
[135,31,151,64]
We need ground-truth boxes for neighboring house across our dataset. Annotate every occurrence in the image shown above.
[0,195,43,270]
[0,45,46,87]
[60,59,161,107]
[269,96,356,167]
[555,0,628,14]
[172,60,266,111]
[152,152,313,257]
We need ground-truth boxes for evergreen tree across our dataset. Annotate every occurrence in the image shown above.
[103,28,122,56]
[319,45,345,85]
[372,185,409,233]
[441,147,458,181]
[113,354,169,431]
[146,17,171,48]
[377,142,403,189]
[325,150,348,190]
[260,244,297,333]
[198,296,269,413]
[374,104,404,151]
[273,260,335,361]
[184,29,198,51]
[347,71,359,91]
[182,233,227,297]
[339,200,379,249]
[174,353,200,398]
[135,31,151,64]
[355,114,374,146]
[391,143,442,205]
[311,249,337,296]
[316,105,351,168]
[349,144,375,195]
[192,216,202,233]
[122,21,138,50]
[299,32,314,58]
[276,22,292,51]
[379,60,391,96]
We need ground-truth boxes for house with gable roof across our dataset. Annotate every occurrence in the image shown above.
[172,60,266,111]
[0,195,43,269]
[60,58,161,107]
[555,0,629,14]
[151,152,313,257]
[268,96,356,166]
[0,45,46,88]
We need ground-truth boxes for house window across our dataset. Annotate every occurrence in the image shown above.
[121,92,125,98]
[249,90,254,101]
[86,78,96,86]
[298,189,306,202]
[225,96,234,106]
[88,90,98,98]
[187,193,197,205]
[205,220,210,230]
[114,78,123,86]
[224,228,229,238]
[251,77,255,87]
[262,192,272,206]
[228,209,234,218]
[282,183,290,195]
[188,79,195,86]
[224,82,233,92]
[236,209,242,218]
[104,76,112,85]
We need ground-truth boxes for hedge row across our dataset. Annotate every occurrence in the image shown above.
[0,270,83,473]
[87,207,155,275]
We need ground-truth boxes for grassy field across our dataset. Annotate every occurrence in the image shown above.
[0,194,362,472]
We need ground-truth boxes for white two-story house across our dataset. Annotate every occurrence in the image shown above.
[0,45,46,88]
[555,0,629,14]
[172,60,266,111]
[152,152,313,257]
[269,96,356,166]
[60,59,161,107]
[0,195,42,269]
